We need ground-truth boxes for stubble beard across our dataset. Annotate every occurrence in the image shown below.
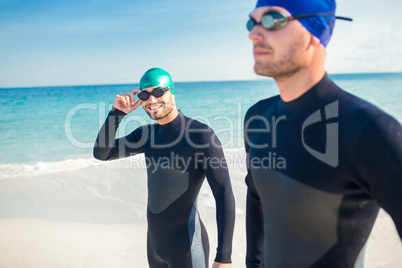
[254,36,308,80]
[145,99,175,120]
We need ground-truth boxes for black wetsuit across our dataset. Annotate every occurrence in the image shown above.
[244,74,402,267]
[94,109,235,268]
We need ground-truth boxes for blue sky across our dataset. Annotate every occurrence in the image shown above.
[0,0,401,88]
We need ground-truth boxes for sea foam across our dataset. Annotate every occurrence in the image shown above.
[0,158,106,179]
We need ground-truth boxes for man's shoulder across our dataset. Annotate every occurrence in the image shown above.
[245,95,280,119]
[188,118,215,140]
[186,117,210,130]
[182,115,219,146]
[177,114,224,150]
[337,89,401,146]
[337,89,390,123]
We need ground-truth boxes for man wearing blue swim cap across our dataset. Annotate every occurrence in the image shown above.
[244,0,402,267]
[94,68,235,268]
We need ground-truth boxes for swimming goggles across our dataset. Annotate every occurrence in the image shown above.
[247,11,352,32]
[137,87,173,101]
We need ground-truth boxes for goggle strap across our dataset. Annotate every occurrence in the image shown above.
[291,13,353,32]
[291,13,353,22]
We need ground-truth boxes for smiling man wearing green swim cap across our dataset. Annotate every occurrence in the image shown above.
[94,68,235,268]
[138,68,177,123]
[244,0,402,267]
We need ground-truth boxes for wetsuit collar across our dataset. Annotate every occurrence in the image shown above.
[276,73,340,121]
[158,110,185,130]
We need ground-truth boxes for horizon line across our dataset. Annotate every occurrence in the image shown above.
[1,71,401,90]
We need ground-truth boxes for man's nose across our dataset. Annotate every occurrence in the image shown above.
[249,26,264,42]
[148,95,158,103]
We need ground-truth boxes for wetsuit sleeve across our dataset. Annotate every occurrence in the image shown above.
[245,138,264,268]
[353,113,402,238]
[197,129,235,263]
[93,107,146,161]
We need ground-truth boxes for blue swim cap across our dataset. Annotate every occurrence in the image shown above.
[255,0,336,47]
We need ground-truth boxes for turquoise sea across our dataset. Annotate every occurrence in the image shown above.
[1,72,401,167]
[0,72,401,223]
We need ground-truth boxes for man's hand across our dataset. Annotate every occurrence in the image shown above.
[113,89,142,114]
[212,262,232,268]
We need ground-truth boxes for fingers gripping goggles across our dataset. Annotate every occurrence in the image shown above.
[247,11,352,32]
[137,87,174,101]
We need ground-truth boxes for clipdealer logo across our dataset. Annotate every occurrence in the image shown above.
[302,101,339,167]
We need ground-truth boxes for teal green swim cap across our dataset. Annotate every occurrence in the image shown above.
[139,68,175,95]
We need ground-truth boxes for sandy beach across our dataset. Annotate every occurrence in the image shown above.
[0,154,401,267]
[0,212,401,267]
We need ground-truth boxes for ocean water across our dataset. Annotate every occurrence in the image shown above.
[1,73,401,166]
[0,73,401,223]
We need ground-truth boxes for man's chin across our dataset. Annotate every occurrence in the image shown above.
[146,110,159,120]
[254,61,282,78]
[149,113,161,120]
[147,108,172,121]
[254,64,271,77]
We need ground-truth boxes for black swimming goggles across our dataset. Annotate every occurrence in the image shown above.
[137,87,173,101]
[247,11,352,32]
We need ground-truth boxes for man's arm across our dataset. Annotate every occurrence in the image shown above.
[353,113,402,238]
[93,89,145,161]
[197,127,235,265]
[93,107,145,160]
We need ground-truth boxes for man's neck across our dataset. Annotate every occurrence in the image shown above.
[276,67,326,103]
[157,108,179,125]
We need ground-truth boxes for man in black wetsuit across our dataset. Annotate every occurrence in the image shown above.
[93,68,235,268]
[244,0,402,267]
